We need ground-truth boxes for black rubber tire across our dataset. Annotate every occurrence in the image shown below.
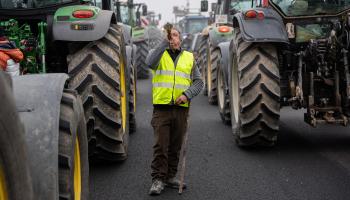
[129,63,137,133]
[207,47,219,105]
[198,35,208,96]
[68,24,130,161]
[196,35,205,73]
[146,27,162,49]
[0,72,33,200]
[59,90,89,200]
[230,29,280,147]
[134,40,150,79]
[217,63,231,125]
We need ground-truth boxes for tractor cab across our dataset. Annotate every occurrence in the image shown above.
[178,15,209,35]
[114,0,147,27]
[271,0,350,17]
[117,1,137,25]
[0,0,79,9]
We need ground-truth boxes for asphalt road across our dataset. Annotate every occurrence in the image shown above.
[90,78,350,200]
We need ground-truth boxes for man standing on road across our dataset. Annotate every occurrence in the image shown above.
[146,25,203,195]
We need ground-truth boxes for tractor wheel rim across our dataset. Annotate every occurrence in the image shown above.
[120,55,127,131]
[0,161,8,200]
[74,137,81,200]
[232,53,240,123]
[207,48,212,93]
[218,67,225,110]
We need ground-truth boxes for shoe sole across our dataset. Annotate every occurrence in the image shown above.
[149,192,161,196]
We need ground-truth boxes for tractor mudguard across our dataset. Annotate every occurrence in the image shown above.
[118,23,132,45]
[208,26,234,49]
[12,74,68,200]
[218,41,231,90]
[233,8,288,43]
[53,9,114,41]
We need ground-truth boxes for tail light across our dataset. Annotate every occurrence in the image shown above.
[218,26,230,33]
[244,10,265,20]
[245,10,257,18]
[73,10,94,19]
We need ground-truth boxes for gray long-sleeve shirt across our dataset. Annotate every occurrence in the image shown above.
[145,39,204,101]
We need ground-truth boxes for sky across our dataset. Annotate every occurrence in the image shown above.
[134,0,216,26]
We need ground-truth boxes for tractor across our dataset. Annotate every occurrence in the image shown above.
[0,0,135,198]
[201,0,350,146]
[115,0,162,79]
[177,15,209,52]
[198,0,251,105]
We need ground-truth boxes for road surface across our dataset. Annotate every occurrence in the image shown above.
[90,78,350,200]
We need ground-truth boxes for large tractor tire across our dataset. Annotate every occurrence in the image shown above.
[207,47,220,105]
[134,40,150,79]
[146,27,162,49]
[198,35,208,96]
[129,63,137,133]
[230,29,280,147]
[68,24,130,161]
[217,63,231,125]
[59,90,89,200]
[0,72,33,200]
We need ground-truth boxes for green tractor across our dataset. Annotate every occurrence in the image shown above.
[198,0,251,105]
[115,0,162,79]
[208,0,350,146]
[0,0,136,198]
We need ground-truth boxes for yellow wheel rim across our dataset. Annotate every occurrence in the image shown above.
[0,163,8,200]
[207,47,212,93]
[74,138,81,200]
[120,56,127,131]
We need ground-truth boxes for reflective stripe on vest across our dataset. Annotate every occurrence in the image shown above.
[155,70,191,79]
[152,50,194,107]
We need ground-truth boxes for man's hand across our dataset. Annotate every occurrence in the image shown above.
[175,95,188,105]
[163,23,173,41]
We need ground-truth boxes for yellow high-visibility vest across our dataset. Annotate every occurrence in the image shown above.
[152,50,194,107]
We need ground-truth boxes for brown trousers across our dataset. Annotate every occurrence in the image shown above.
[151,105,189,181]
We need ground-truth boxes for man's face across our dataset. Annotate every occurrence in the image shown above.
[169,29,181,50]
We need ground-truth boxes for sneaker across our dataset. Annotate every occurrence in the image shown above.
[165,177,187,189]
[149,179,165,195]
